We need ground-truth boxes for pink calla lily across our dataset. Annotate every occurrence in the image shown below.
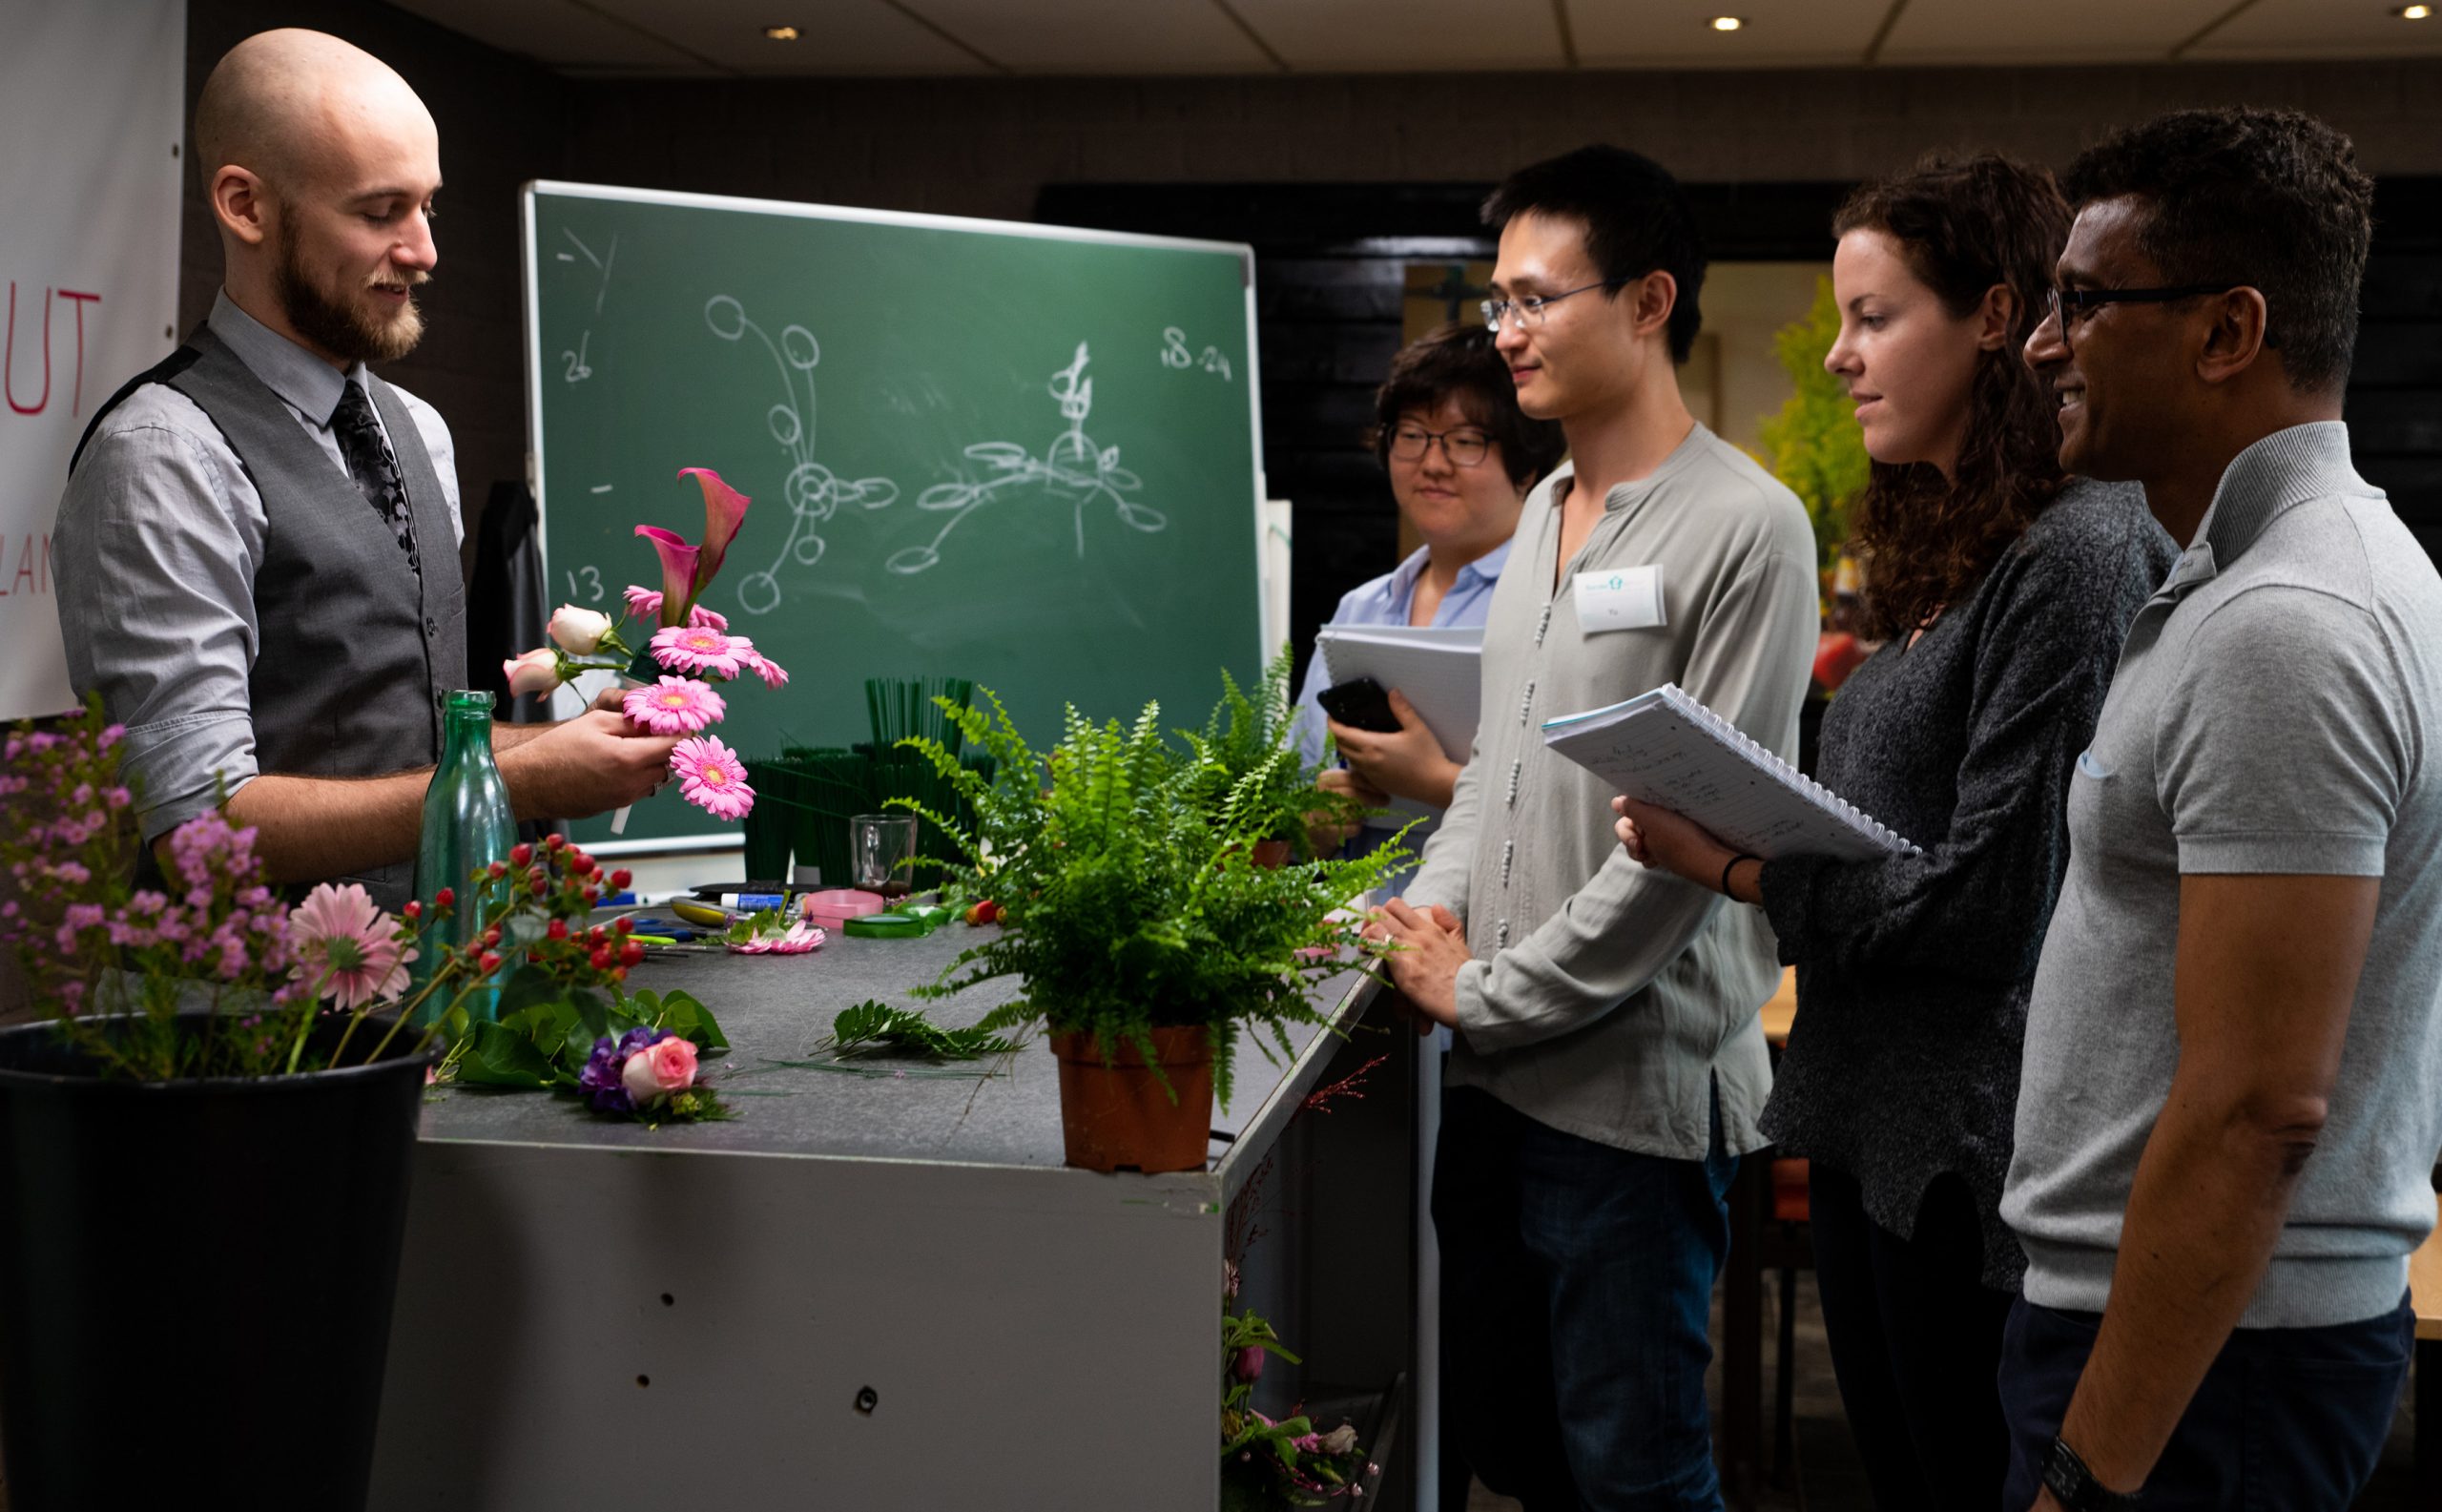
[634,526,700,627]
[678,467,750,595]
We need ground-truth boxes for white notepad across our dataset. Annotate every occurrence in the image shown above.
[1314,625,1482,763]
[1542,684,1918,861]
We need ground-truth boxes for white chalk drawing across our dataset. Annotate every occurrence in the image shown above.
[892,341,1165,575]
[1160,325,1231,383]
[704,294,900,614]
[558,230,616,384]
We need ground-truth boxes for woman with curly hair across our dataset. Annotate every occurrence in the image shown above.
[1610,155,2177,1507]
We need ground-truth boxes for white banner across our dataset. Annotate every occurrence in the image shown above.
[0,0,185,719]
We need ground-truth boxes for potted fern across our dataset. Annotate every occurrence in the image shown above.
[1180,646,1322,866]
[897,685,1410,1173]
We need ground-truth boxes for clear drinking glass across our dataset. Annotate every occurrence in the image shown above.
[850,813,919,901]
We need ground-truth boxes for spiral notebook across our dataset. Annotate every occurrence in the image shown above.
[1542,684,1918,861]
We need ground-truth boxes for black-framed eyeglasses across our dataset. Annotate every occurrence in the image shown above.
[2045,283,2239,345]
[1388,423,1494,467]
[1480,280,1626,332]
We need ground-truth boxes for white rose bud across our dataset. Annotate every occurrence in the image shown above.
[548,604,614,654]
[1318,1425,1359,1457]
[503,648,564,696]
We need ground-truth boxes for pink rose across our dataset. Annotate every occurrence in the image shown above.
[621,1034,697,1105]
[547,604,613,653]
[503,648,562,696]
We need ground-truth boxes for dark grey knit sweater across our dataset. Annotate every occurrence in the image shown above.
[1756,479,2176,1288]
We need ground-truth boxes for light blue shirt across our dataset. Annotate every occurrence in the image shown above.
[1291,538,1511,891]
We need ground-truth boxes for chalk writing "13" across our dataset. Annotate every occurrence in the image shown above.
[564,565,604,603]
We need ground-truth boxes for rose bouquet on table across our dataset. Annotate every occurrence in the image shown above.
[504,467,789,820]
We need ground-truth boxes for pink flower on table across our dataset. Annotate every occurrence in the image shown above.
[621,1033,698,1105]
[671,735,755,820]
[504,647,563,696]
[288,882,414,1011]
[687,603,729,632]
[546,604,613,654]
[727,922,825,955]
[650,624,745,678]
[622,676,726,735]
[624,585,663,621]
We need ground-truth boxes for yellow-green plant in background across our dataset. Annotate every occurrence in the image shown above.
[1758,276,1870,571]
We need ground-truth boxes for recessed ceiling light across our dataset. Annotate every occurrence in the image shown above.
[763,24,800,40]
[2401,4,2432,17]
[1711,15,1745,30]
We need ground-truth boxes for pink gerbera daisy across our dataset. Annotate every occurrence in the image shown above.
[671,735,755,820]
[688,603,730,632]
[287,882,414,1011]
[737,644,792,690]
[623,676,726,735]
[624,585,663,620]
[651,623,744,678]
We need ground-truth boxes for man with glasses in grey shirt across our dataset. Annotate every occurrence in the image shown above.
[54,31,673,910]
[1372,147,1817,1510]
[2000,108,2442,1512]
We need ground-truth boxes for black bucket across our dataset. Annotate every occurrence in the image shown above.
[0,1012,433,1509]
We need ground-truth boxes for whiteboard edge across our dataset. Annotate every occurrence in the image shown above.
[525,179,1256,263]
[520,182,550,648]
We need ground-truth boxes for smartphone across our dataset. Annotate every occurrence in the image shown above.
[1316,676,1402,734]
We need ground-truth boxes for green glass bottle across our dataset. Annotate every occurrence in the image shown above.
[414,690,516,1023]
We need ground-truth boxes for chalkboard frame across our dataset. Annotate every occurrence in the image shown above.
[518,180,1268,856]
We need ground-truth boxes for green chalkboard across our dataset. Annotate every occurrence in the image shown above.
[521,182,1265,852]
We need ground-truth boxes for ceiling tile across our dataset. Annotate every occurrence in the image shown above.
[910,0,1276,72]
[2190,0,2442,59]
[1877,0,2232,65]
[580,0,990,75]
[1225,0,1566,72]
[383,0,710,73]
[1571,0,1891,69]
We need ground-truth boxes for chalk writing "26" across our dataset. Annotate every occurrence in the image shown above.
[1160,327,1231,383]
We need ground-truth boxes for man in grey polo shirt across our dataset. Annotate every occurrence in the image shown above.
[2000,108,2442,1512]
[55,30,672,909]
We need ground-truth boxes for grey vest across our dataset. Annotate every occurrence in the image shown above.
[86,327,468,910]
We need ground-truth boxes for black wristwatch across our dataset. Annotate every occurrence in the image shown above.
[2042,1436,2142,1511]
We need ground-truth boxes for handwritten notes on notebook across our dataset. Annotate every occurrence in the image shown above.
[1542,684,1917,862]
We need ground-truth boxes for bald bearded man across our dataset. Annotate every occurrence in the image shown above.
[54,30,673,909]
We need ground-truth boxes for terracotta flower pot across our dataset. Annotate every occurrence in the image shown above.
[1048,1025,1214,1173]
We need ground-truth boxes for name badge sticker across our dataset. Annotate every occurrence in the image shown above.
[1572,565,1666,632]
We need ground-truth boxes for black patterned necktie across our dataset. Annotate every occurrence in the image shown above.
[332,380,420,567]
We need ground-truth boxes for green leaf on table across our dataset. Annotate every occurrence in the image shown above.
[820,999,1014,1061]
[453,1022,559,1087]
[494,963,567,1021]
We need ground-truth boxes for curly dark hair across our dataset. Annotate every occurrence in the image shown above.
[1833,154,2071,642]
[1366,322,1567,489]
[2062,107,2372,394]
[1481,145,1708,364]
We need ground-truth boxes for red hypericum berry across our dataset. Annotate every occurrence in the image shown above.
[610,965,627,984]
[612,917,633,935]
[402,901,422,921]
[487,860,507,880]
[620,941,645,967]
[546,919,569,941]
[531,878,548,898]
[510,842,532,867]
[589,948,610,971]
[545,833,566,851]
[478,951,503,974]
[434,886,454,908]
[585,888,601,906]
[610,868,632,890]
[588,926,606,943]
[482,926,502,947]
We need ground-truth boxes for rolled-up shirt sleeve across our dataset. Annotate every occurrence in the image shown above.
[53,419,262,840]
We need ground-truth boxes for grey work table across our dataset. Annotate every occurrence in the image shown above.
[369,925,1425,1511]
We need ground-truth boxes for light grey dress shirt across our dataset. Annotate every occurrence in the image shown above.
[1403,427,1820,1161]
[52,292,462,840]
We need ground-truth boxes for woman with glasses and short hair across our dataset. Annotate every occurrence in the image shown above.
[1610,155,2177,1509]
[1292,321,1564,880]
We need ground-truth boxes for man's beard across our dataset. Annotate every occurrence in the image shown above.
[274,225,426,364]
